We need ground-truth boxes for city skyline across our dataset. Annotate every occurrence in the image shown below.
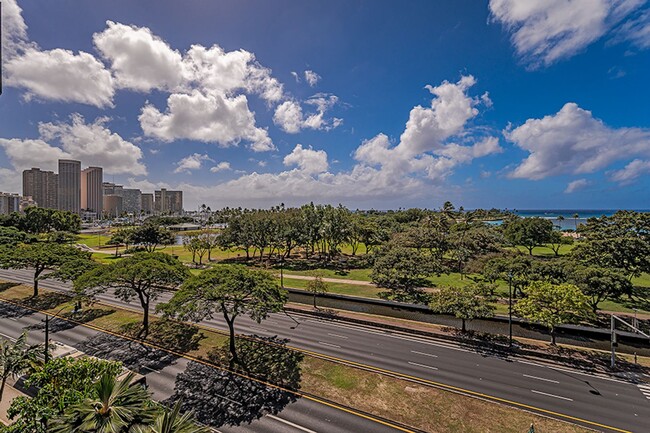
[1,1,650,210]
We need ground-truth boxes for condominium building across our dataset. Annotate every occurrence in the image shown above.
[154,188,183,214]
[81,167,103,217]
[22,168,58,209]
[102,182,123,196]
[103,195,123,218]
[141,193,154,214]
[121,188,142,215]
[0,192,21,215]
[58,159,81,214]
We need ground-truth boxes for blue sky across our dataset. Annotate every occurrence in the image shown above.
[1,0,649,210]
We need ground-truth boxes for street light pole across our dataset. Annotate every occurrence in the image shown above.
[508,272,513,347]
[44,305,78,363]
[280,256,284,288]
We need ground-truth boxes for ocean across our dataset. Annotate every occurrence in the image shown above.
[490,209,650,230]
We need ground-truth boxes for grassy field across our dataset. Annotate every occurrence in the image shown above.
[281,277,382,298]
[0,283,592,433]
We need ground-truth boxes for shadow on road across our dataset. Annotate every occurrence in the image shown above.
[0,301,32,318]
[166,335,303,428]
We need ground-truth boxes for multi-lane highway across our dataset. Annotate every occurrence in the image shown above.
[0,300,412,433]
[1,268,649,432]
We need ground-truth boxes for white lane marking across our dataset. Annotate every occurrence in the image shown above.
[523,374,560,384]
[249,326,267,332]
[517,359,630,385]
[318,341,341,348]
[639,385,650,399]
[531,389,573,401]
[408,361,438,371]
[267,415,318,433]
[142,366,160,374]
[411,350,438,358]
[327,333,349,339]
[0,332,16,341]
[9,317,17,321]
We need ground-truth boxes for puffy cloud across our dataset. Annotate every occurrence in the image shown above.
[0,114,146,176]
[273,94,341,133]
[354,75,500,182]
[283,144,328,174]
[0,138,70,172]
[609,159,650,184]
[139,90,274,151]
[210,162,232,173]
[1,0,30,60]
[93,21,184,92]
[5,48,115,107]
[489,0,646,66]
[304,70,321,87]
[174,153,214,174]
[37,114,147,175]
[564,178,591,193]
[506,102,650,180]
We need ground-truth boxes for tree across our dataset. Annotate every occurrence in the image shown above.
[183,236,208,265]
[429,284,495,332]
[0,332,40,402]
[0,226,36,246]
[107,228,133,257]
[7,356,122,432]
[158,265,286,363]
[515,282,593,344]
[305,275,328,308]
[571,211,650,282]
[49,372,155,433]
[547,231,573,256]
[74,253,190,337]
[371,246,443,304]
[134,400,210,433]
[567,265,632,312]
[129,224,174,253]
[21,207,81,234]
[0,242,93,297]
[503,217,554,255]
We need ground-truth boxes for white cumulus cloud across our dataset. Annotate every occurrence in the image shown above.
[273,94,341,133]
[564,178,591,193]
[283,144,329,174]
[139,90,274,152]
[506,102,650,180]
[210,162,232,173]
[174,153,214,174]
[304,70,321,87]
[5,48,115,107]
[489,0,646,67]
[609,159,650,184]
[93,20,184,92]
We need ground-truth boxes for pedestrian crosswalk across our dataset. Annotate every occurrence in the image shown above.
[639,384,650,400]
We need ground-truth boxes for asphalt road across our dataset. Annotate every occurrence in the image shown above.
[1,268,650,432]
[0,301,409,433]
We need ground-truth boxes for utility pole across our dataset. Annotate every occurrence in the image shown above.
[610,314,650,369]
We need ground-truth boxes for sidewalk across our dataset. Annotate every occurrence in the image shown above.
[0,380,26,426]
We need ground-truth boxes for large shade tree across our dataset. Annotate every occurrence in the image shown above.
[74,253,190,337]
[0,242,93,297]
[515,282,593,345]
[429,284,495,332]
[158,265,286,363]
[503,217,554,255]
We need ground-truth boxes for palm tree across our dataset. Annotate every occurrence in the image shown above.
[573,213,579,230]
[134,400,210,433]
[0,331,40,401]
[50,372,154,433]
[556,214,565,230]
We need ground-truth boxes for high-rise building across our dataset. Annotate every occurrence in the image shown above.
[103,195,123,218]
[81,167,103,217]
[58,159,81,214]
[102,182,123,196]
[154,188,183,214]
[0,192,21,215]
[121,188,142,215]
[141,193,154,214]
[22,168,58,209]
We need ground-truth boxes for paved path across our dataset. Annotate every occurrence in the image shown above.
[280,273,374,286]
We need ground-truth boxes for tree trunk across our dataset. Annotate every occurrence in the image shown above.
[461,318,466,333]
[550,328,556,345]
[32,268,40,298]
[139,302,150,338]
[224,313,238,364]
[313,294,317,309]
[528,246,534,255]
[0,375,7,402]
